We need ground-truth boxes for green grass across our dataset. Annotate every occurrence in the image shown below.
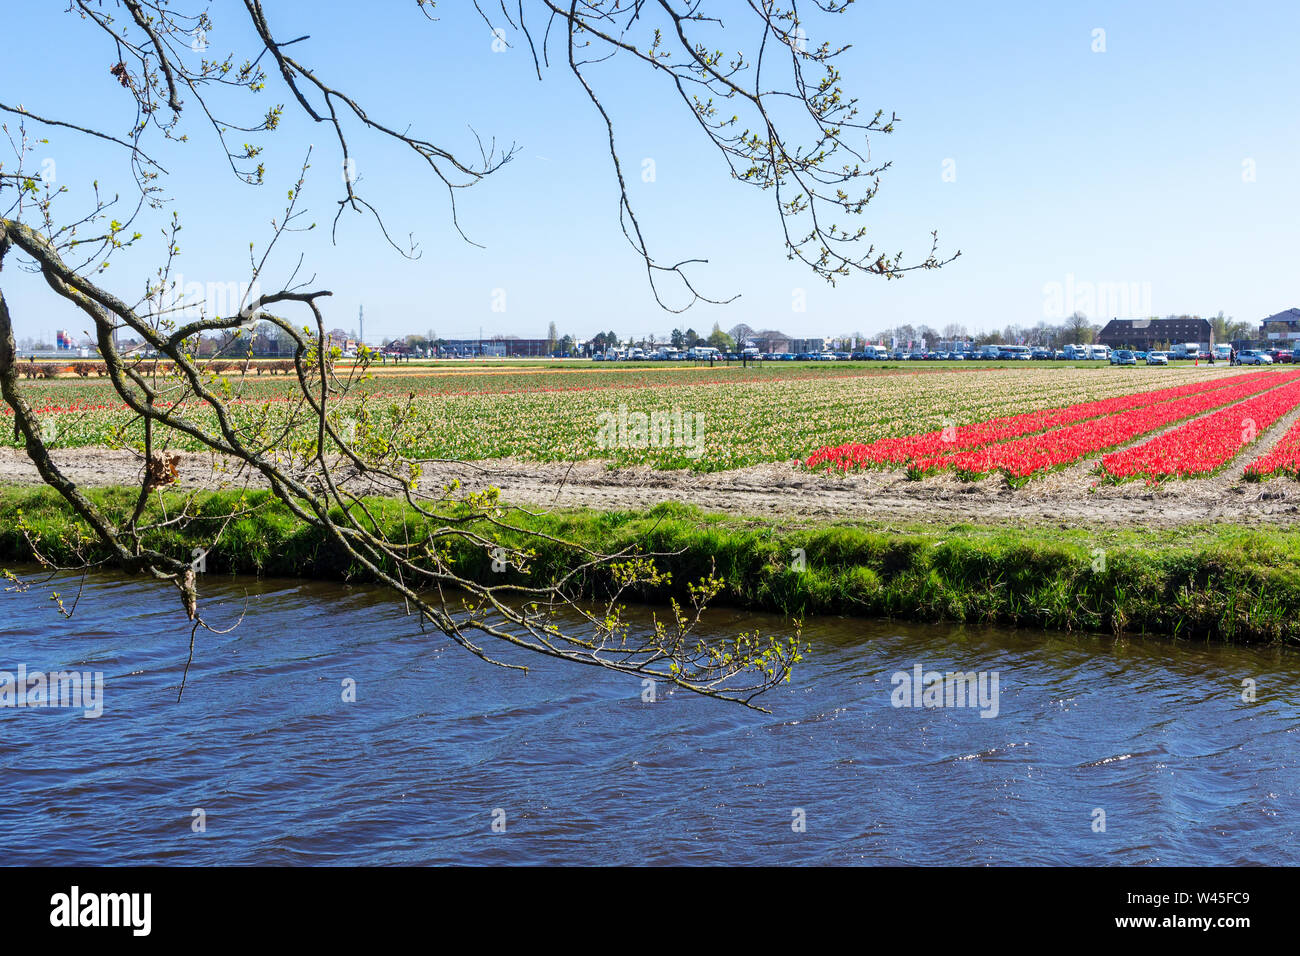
[3,484,1300,644]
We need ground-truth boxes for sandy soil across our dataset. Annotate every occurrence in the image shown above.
[5,411,1300,527]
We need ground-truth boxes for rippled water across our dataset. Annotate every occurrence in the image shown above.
[1,570,1297,864]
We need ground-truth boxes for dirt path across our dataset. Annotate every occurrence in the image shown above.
[4,437,1300,527]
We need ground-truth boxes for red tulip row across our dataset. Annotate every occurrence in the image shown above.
[915,372,1300,480]
[1243,414,1300,480]
[1097,376,1300,479]
[805,370,1283,473]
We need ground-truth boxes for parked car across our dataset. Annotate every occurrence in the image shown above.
[1110,349,1137,367]
[1145,351,1169,366]
[1237,350,1273,365]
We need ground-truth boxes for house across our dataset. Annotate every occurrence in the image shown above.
[1097,317,1212,351]
[1260,308,1300,343]
[751,330,792,352]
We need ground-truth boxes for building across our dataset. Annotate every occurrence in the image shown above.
[789,337,830,354]
[1260,308,1300,344]
[1097,317,1212,351]
[750,330,791,352]
[437,337,552,357]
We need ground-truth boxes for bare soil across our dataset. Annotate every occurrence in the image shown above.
[5,424,1300,527]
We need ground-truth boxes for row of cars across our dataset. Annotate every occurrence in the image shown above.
[1109,350,1167,366]
[1235,349,1288,365]
[1108,347,1292,367]
[595,344,1298,365]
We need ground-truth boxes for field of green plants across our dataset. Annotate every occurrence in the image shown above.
[3,362,1253,471]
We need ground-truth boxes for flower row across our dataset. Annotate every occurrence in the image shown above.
[804,371,1270,471]
[1243,415,1300,480]
[916,371,1300,480]
[1099,376,1300,479]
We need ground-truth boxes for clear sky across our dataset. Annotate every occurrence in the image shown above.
[2,0,1297,345]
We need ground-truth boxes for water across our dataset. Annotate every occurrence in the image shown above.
[1,570,1297,865]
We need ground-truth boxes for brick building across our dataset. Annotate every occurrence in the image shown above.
[1097,317,1212,350]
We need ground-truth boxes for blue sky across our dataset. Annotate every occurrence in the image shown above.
[2,0,1297,345]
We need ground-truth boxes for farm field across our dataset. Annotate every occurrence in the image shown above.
[6,363,1300,528]
[0,361,1264,471]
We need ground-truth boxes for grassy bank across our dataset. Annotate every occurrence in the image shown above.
[2,484,1299,645]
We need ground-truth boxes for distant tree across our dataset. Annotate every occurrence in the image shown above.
[708,324,734,351]
[670,328,686,349]
[1227,320,1253,342]
[728,323,756,348]
[1063,311,1094,345]
[1210,311,1230,344]
[546,321,558,355]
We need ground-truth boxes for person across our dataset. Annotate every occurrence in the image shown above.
[1230,346,1238,366]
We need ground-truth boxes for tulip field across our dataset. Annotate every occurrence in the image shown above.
[1099,375,1300,479]
[8,363,1300,481]
[805,367,1300,484]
